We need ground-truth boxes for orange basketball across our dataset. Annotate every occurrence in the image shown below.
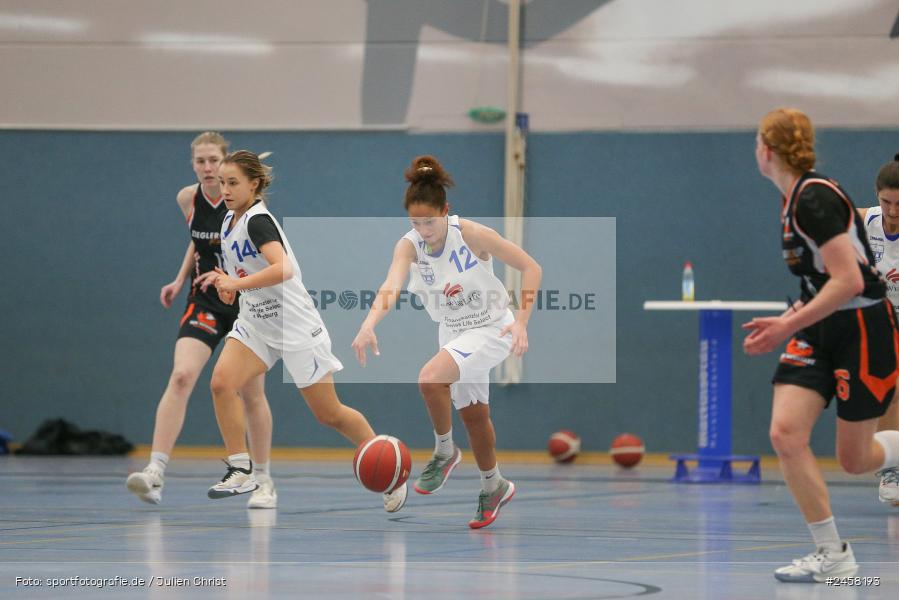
[353,435,411,493]
[610,433,644,468]
[548,430,581,463]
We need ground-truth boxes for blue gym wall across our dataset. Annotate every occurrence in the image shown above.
[3,128,897,455]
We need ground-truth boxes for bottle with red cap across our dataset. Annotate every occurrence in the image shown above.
[682,261,695,301]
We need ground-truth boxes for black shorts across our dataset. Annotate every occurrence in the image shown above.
[773,300,899,421]
[177,301,237,351]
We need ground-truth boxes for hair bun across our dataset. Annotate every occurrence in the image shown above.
[894,153,899,162]
[405,155,453,187]
[403,155,455,209]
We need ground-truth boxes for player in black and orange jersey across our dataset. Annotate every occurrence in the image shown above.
[126,132,277,509]
[744,108,899,582]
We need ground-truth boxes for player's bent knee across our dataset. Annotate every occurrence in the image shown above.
[210,371,236,397]
[837,449,870,475]
[168,369,196,394]
[769,424,808,458]
[418,378,448,397]
[418,366,436,385]
[459,403,489,425]
[418,380,435,396]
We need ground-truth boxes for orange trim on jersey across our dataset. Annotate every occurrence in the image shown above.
[856,304,899,403]
[180,303,195,327]
[201,187,223,209]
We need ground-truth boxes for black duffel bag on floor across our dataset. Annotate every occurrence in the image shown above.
[14,419,134,455]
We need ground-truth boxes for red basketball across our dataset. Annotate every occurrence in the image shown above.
[353,435,411,493]
[610,433,644,468]
[548,430,581,464]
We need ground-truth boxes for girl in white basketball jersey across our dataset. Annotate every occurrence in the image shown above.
[126,133,275,510]
[352,155,542,529]
[858,154,899,504]
[197,151,407,512]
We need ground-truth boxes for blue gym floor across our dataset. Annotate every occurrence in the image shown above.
[1,456,897,599]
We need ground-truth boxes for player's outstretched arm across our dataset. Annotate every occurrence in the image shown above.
[351,238,416,366]
[161,241,196,308]
[463,221,542,356]
[743,233,862,355]
[161,187,200,308]
[214,241,293,294]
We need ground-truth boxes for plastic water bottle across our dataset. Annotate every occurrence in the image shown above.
[682,261,695,301]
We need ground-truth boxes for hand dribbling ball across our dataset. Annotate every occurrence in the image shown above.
[610,433,644,468]
[547,430,581,464]
[353,435,411,493]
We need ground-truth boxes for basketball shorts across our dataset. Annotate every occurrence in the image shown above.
[177,301,237,351]
[227,318,343,389]
[439,311,515,410]
[773,300,899,421]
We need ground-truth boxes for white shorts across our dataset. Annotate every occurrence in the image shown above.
[438,312,514,410]
[228,318,343,389]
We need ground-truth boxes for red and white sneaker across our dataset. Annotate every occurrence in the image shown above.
[413,446,462,495]
[468,479,515,529]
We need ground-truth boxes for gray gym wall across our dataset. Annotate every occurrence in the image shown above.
[3,0,898,456]
[4,128,898,456]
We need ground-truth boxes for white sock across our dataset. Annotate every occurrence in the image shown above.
[480,465,502,493]
[228,452,251,471]
[434,429,454,458]
[873,430,899,470]
[255,461,270,478]
[807,516,842,553]
[149,452,169,473]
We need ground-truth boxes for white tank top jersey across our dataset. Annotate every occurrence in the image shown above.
[404,215,512,333]
[221,201,327,350]
[864,206,899,306]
